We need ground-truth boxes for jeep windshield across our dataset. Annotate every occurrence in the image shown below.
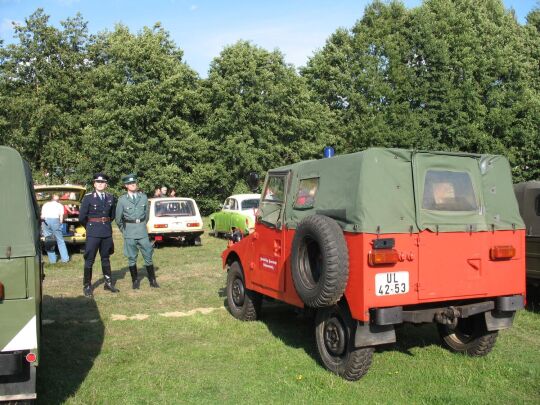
[155,200,195,217]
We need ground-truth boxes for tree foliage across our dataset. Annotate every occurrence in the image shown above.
[1,2,538,214]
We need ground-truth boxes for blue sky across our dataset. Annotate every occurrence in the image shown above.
[1,0,537,77]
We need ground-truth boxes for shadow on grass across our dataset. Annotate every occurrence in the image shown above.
[89,266,161,289]
[253,301,442,365]
[37,296,104,405]
[526,285,540,313]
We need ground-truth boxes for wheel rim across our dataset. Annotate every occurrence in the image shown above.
[446,318,476,344]
[323,316,347,356]
[231,277,245,307]
[298,235,323,287]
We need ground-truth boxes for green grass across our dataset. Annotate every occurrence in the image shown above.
[37,225,540,404]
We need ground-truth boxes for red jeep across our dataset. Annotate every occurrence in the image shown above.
[222,148,525,380]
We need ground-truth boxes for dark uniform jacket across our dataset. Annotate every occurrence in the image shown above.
[79,191,116,238]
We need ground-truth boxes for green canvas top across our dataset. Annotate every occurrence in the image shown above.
[263,148,524,234]
[0,146,40,258]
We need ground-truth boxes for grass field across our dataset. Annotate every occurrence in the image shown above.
[37,226,540,404]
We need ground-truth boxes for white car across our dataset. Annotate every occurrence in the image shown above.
[147,197,204,246]
[209,193,260,236]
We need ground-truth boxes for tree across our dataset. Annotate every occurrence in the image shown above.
[80,24,211,201]
[303,0,540,180]
[202,40,336,204]
[0,9,91,183]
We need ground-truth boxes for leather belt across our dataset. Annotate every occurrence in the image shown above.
[124,219,142,224]
[88,217,111,223]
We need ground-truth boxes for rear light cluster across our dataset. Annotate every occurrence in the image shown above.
[490,245,516,260]
[154,224,168,229]
[0,281,4,300]
[187,222,200,228]
[26,353,37,363]
[368,249,399,266]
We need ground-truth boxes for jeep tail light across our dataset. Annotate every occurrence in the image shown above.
[154,224,168,229]
[187,222,200,228]
[368,249,399,266]
[0,282,4,300]
[26,352,37,363]
[490,245,515,260]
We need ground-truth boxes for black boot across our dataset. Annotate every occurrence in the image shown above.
[129,265,140,289]
[102,265,120,293]
[83,267,93,298]
[146,265,160,288]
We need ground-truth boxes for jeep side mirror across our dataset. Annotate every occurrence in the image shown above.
[247,172,260,192]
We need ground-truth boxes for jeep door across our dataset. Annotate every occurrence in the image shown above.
[251,172,289,292]
[412,152,488,299]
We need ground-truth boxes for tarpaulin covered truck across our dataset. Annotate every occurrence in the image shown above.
[0,146,42,401]
[222,148,525,380]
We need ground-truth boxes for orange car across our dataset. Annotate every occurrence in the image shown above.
[222,148,525,380]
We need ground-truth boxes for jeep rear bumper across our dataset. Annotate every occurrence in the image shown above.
[149,231,204,239]
[354,295,524,347]
[0,351,37,401]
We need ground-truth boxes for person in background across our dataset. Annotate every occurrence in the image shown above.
[41,194,69,263]
[153,188,161,197]
[169,189,176,197]
[160,186,168,197]
[116,174,160,289]
[79,173,119,297]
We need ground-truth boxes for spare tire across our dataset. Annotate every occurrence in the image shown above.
[291,215,349,307]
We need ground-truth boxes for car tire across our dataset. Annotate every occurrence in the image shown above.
[226,261,262,321]
[315,302,374,381]
[291,215,349,308]
[437,314,498,356]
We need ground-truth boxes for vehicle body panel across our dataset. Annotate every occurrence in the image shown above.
[0,146,41,401]
[514,181,540,282]
[223,148,525,322]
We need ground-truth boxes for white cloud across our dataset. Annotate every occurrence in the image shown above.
[190,4,197,11]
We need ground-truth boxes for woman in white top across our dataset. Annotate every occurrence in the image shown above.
[41,194,69,263]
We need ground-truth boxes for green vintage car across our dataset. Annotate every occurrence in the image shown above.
[209,194,260,236]
[0,146,42,402]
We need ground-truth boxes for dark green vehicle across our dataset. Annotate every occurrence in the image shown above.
[0,146,42,402]
[514,181,540,286]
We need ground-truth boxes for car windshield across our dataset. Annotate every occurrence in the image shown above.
[36,190,83,202]
[241,199,259,210]
[155,200,195,217]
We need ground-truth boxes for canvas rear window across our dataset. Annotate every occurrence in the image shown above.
[294,178,319,209]
[422,170,478,212]
[155,200,195,217]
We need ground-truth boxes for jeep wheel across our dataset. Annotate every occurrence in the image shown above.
[291,215,349,307]
[226,261,262,321]
[315,303,374,381]
[438,314,498,356]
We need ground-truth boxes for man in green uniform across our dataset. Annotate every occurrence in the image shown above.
[115,174,159,289]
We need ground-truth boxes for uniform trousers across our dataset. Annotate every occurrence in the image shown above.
[123,237,153,266]
[84,236,113,269]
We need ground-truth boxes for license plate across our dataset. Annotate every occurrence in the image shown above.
[375,271,409,296]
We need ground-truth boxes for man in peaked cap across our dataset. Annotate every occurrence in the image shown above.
[115,174,159,289]
[79,173,119,297]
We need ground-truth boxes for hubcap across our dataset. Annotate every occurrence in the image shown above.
[324,316,346,356]
[231,278,245,307]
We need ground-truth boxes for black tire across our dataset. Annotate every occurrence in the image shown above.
[315,302,374,381]
[437,314,498,356]
[226,261,262,321]
[291,215,349,307]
